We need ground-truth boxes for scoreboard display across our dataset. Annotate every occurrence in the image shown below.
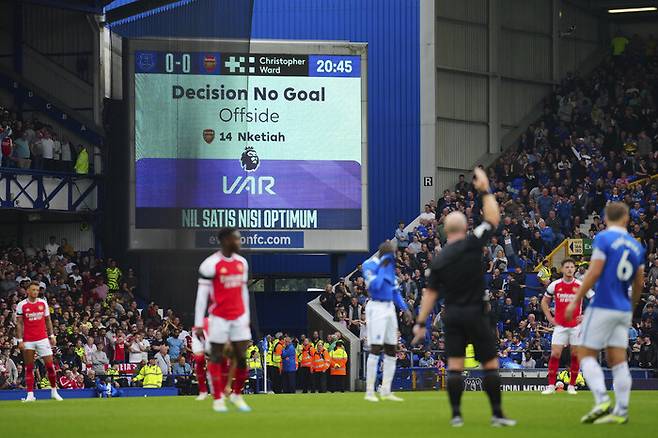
[125,39,368,251]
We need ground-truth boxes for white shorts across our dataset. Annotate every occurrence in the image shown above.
[207,313,251,344]
[579,306,632,350]
[23,338,53,357]
[366,300,398,346]
[551,325,581,346]
[191,332,208,355]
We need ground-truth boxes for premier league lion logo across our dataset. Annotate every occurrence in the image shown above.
[240,146,260,172]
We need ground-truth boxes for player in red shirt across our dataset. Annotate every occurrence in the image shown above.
[16,281,63,402]
[540,258,593,395]
[194,227,252,413]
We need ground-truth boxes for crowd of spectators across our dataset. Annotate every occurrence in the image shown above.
[326,37,658,372]
[0,104,90,174]
[0,236,360,395]
[1,37,658,396]
[0,236,202,393]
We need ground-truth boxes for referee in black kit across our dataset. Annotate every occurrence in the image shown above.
[412,167,516,428]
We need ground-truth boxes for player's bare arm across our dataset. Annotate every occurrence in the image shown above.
[16,315,24,351]
[565,259,603,321]
[631,265,645,310]
[412,287,438,344]
[45,315,56,347]
[193,279,211,340]
[540,294,556,326]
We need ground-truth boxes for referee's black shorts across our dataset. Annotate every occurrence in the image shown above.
[443,305,497,363]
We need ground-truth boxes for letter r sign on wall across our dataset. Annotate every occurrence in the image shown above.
[423,177,433,187]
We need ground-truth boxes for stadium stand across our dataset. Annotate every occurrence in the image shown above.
[2,37,657,395]
[0,12,657,406]
[324,37,658,371]
[0,104,91,174]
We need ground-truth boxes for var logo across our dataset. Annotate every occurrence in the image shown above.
[222,176,276,195]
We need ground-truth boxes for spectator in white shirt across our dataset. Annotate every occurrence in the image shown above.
[84,337,97,365]
[60,139,72,171]
[129,334,150,363]
[41,130,55,170]
[419,204,435,222]
[45,235,60,256]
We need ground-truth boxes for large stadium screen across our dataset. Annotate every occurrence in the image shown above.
[126,39,368,251]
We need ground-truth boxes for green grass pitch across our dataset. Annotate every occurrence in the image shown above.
[2,391,657,437]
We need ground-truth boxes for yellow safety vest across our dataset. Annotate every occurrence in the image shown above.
[135,364,162,388]
[248,355,262,370]
[464,344,479,369]
[74,148,89,174]
[265,341,275,366]
[269,341,283,369]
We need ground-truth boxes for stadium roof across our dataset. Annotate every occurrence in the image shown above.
[15,0,190,21]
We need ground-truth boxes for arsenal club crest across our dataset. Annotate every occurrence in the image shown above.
[203,129,215,144]
[204,54,217,73]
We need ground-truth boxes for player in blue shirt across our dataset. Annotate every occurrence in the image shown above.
[362,241,412,402]
[565,202,645,425]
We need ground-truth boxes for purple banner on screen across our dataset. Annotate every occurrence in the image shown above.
[135,158,361,209]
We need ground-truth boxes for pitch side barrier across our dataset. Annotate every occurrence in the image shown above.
[0,387,178,401]
[390,368,658,392]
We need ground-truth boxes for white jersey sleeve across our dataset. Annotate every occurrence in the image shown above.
[16,299,25,316]
[194,253,218,327]
[236,254,250,320]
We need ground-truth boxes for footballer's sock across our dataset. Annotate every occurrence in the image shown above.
[483,369,504,418]
[366,353,379,394]
[194,357,208,393]
[580,356,609,405]
[231,366,249,395]
[223,357,232,392]
[446,370,464,418]
[569,354,580,387]
[547,355,560,386]
[25,364,35,392]
[46,362,57,389]
[611,362,631,416]
[381,355,397,395]
[208,360,229,400]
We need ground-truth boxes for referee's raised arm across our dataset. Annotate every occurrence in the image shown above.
[475,167,500,229]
